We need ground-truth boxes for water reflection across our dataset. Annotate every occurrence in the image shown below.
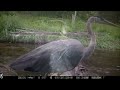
[0,43,120,76]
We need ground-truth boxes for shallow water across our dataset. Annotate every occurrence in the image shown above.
[0,42,120,76]
[85,49,120,76]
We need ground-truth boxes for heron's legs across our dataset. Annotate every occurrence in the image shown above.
[74,64,88,76]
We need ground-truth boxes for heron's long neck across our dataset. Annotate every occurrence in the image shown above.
[83,20,96,60]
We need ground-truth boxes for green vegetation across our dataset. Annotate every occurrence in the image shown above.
[0,12,120,50]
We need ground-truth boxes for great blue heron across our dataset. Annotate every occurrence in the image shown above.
[10,16,118,75]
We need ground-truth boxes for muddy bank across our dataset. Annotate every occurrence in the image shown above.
[0,42,120,76]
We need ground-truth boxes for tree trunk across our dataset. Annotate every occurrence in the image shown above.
[72,11,77,28]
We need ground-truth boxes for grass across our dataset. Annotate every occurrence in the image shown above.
[0,14,120,50]
[93,23,120,50]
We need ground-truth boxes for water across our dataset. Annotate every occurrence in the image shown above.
[85,49,120,76]
[0,42,120,76]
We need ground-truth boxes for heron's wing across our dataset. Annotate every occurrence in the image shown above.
[10,39,84,73]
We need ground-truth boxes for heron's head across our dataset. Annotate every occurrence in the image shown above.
[92,16,119,27]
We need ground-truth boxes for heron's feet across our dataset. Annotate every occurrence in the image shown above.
[74,65,88,76]
[79,66,88,72]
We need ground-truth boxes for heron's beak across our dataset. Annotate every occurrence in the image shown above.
[103,19,120,28]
